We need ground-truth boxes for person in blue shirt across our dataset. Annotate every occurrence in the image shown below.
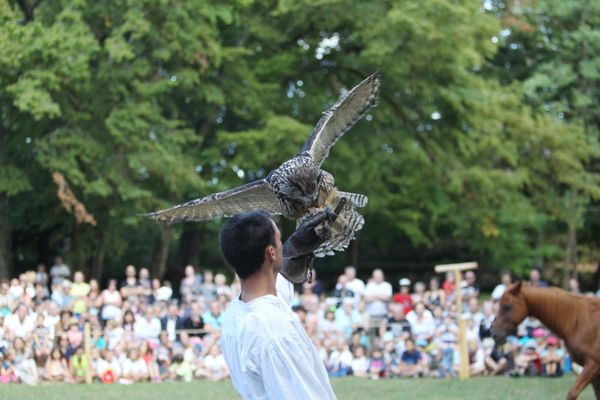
[399,338,424,377]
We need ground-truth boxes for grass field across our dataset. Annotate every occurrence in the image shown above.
[0,376,595,400]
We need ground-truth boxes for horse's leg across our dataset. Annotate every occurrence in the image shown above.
[591,376,600,399]
[567,363,599,400]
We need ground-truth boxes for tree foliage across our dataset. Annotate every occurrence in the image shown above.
[1,0,598,287]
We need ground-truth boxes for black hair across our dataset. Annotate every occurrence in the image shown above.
[219,210,276,280]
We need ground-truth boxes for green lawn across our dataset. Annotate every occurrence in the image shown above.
[0,376,594,399]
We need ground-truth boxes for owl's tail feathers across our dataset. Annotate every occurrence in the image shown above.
[336,191,368,208]
[313,200,365,258]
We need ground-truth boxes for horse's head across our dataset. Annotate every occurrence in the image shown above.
[491,281,528,345]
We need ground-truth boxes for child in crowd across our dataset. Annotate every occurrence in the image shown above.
[44,347,71,382]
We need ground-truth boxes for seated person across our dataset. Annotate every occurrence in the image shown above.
[514,340,541,377]
[541,337,563,377]
[395,338,425,378]
[45,348,72,382]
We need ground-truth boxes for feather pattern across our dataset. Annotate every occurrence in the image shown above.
[302,73,380,166]
[146,73,380,260]
[146,180,282,224]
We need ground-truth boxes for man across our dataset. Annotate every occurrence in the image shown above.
[49,256,70,286]
[344,265,365,299]
[202,300,222,331]
[364,269,393,318]
[491,271,512,301]
[161,303,183,342]
[70,271,90,316]
[332,274,355,307]
[529,268,548,288]
[220,210,336,400]
[120,265,141,303]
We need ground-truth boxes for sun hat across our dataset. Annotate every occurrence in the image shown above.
[547,337,558,346]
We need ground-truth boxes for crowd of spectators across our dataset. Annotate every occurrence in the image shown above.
[0,257,598,385]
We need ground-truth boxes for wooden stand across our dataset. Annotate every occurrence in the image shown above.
[434,262,478,380]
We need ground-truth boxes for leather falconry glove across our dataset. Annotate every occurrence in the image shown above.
[280,200,344,284]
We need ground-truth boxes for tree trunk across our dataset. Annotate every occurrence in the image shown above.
[0,194,12,279]
[152,225,173,280]
[91,232,105,282]
[174,226,203,278]
[70,222,85,276]
[562,193,579,289]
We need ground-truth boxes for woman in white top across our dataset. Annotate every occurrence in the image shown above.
[101,279,122,322]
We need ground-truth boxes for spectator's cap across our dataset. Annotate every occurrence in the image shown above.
[532,328,545,338]
[415,339,427,347]
[62,279,72,287]
[482,337,495,349]
[399,278,411,287]
[547,336,558,346]
[460,281,468,288]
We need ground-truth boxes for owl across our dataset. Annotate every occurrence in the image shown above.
[147,73,380,257]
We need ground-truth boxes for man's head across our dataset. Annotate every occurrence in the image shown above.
[501,271,512,286]
[372,269,384,283]
[344,266,356,280]
[185,265,195,277]
[125,265,136,277]
[465,271,476,286]
[220,210,281,280]
[139,268,150,280]
[74,271,84,283]
[530,268,541,283]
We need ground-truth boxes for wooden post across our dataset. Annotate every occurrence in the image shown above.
[84,322,92,384]
[434,262,478,381]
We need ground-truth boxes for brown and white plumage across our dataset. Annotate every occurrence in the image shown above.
[147,72,380,256]
[302,72,380,166]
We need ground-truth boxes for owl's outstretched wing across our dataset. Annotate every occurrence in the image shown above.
[145,180,282,224]
[301,73,380,166]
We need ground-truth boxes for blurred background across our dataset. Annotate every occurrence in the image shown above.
[1,0,599,291]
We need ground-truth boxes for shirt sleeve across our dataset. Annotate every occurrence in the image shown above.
[245,335,336,400]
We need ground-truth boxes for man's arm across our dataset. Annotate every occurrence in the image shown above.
[279,210,337,284]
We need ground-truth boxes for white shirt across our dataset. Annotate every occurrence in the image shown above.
[221,293,336,400]
[122,358,148,377]
[405,310,436,341]
[134,317,161,342]
[4,314,34,339]
[346,278,365,298]
[364,281,392,316]
[275,274,293,306]
[491,284,507,300]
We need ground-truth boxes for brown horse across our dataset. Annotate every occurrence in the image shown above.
[492,281,600,399]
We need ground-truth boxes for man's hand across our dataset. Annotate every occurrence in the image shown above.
[280,206,339,284]
[284,209,336,258]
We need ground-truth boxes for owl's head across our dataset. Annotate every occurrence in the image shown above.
[285,167,320,206]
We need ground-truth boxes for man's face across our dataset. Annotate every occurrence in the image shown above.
[530,270,540,282]
[466,271,476,285]
[345,267,356,280]
[373,270,383,283]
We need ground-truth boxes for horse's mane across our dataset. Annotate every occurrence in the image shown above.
[523,286,599,338]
